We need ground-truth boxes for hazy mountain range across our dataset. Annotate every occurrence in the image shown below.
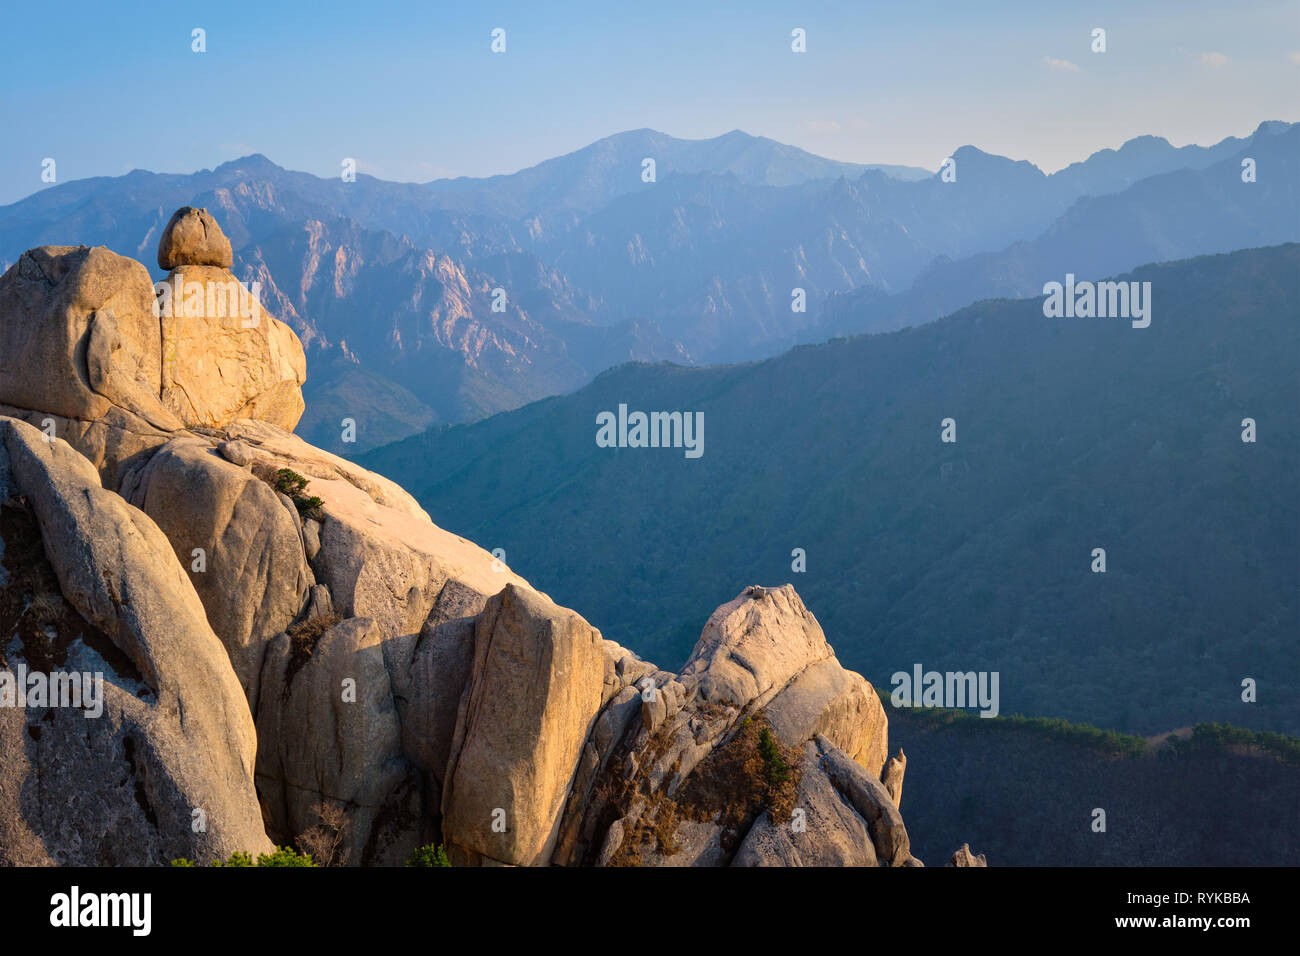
[810,121,1298,340]
[0,122,1294,453]
[360,245,1300,736]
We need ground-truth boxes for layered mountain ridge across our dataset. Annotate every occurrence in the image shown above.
[362,244,1300,737]
[2,123,1291,454]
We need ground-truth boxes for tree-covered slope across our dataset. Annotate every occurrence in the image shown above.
[362,244,1299,734]
[888,709,1300,866]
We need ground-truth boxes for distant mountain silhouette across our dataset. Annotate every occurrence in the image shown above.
[1,124,1293,452]
[421,128,932,219]
[807,122,1300,342]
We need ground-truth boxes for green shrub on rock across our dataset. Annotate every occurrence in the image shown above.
[169,846,316,867]
[406,844,451,867]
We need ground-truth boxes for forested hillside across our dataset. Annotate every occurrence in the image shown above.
[363,245,1300,734]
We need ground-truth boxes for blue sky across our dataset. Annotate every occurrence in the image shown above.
[1,0,1296,204]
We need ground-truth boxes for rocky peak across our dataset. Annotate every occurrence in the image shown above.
[0,209,982,867]
[0,209,306,488]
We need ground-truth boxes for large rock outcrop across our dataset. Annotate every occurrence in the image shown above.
[0,209,983,868]
[256,615,420,866]
[0,417,271,864]
[549,585,916,868]
[0,233,306,488]
[122,435,314,711]
[157,263,305,430]
[114,413,541,863]
[441,585,607,866]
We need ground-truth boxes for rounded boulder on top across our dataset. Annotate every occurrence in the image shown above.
[157,206,233,270]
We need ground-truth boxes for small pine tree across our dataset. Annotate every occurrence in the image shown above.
[758,727,790,786]
[274,469,309,498]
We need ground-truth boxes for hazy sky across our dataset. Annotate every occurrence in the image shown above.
[1,0,1296,205]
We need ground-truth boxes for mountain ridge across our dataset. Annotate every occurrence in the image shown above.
[360,243,1300,737]
[3,121,1294,456]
